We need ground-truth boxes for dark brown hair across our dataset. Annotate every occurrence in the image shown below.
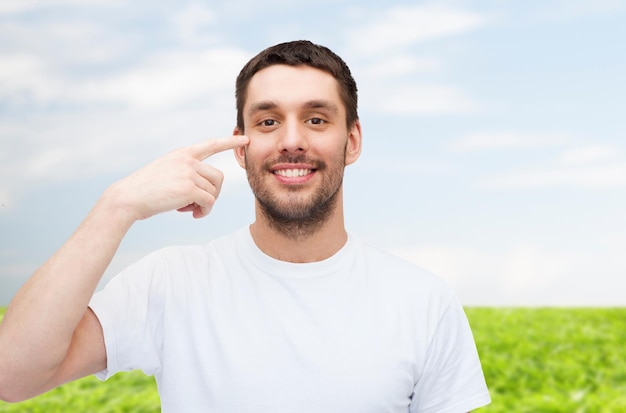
[235,40,358,132]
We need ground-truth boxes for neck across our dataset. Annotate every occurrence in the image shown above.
[249,195,348,263]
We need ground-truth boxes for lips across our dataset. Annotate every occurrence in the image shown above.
[270,162,318,184]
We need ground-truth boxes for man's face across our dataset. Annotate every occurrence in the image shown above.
[234,64,361,232]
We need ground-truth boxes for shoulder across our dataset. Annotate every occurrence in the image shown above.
[152,229,242,265]
[353,236,449,287]
[350,236,457,309]
[105,230,242,289]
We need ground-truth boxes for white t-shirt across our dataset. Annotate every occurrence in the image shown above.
[90,227,490,412]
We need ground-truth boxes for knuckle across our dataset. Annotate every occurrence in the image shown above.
[214,169,224,182]
[205,192,217,205]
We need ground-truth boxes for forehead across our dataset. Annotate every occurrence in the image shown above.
[244,65,344,113]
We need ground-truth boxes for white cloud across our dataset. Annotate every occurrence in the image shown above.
[74,48,249,109]
[171,2,217,44]
[557,144,619,165]
[0,0,122,15]
[0,19,135,67]
[390,243,626,306]
[0,54,63,103]
[344,5,488,118]
[533,0,626,21]
[0,47,249,109]
[369,83,481,115]
[450,133,626,190]
[348,5,488,55]
[451,131,570,151]
[359,159,453,176]
[362,55,441,78]
[479,162,626,190]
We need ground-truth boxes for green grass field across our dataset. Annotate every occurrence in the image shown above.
[1,307,625,412]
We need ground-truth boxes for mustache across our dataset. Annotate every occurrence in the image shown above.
[264,154,325,170]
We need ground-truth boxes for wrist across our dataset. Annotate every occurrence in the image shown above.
[96,182,140,228]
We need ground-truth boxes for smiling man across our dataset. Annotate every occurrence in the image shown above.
[235,62,362,258]
[0,41,490,412]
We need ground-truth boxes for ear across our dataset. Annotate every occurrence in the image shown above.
[344,120,362,166]
[233,127,247,169]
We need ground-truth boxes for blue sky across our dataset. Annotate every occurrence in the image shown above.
[1,0,625,306]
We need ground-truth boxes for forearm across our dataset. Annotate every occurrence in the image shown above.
[0,185,135,382]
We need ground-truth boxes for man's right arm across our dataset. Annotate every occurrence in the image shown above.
[0,136,249,402]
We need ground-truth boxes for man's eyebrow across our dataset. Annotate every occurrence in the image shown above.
[247,101,278,116]
[303,100,339,113]
[247,100,340,116]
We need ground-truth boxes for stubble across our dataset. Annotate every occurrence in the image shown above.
[245,151,346,239]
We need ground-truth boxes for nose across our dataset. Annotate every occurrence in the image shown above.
[278,118,308,153]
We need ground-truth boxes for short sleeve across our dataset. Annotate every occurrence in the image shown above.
[89,251,166,380]
[410,296,491,413]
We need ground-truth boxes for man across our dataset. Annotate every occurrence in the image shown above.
[0,40,490,412]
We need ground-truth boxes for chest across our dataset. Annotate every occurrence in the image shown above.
[159,273,421,412]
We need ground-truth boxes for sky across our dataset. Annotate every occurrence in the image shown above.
[1,0,625,307]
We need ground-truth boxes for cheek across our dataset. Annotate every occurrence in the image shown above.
[328,139,350,160]
[241,141,271,170]
[243,141,262,162]
[248,135,281,156]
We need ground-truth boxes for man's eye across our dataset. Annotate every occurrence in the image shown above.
[261,119,276,127]
[307,118,325,125]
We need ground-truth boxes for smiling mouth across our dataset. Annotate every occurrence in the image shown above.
[273,168,313,177]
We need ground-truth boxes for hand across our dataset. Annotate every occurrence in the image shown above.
[108,135,249,221]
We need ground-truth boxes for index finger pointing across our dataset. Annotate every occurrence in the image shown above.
[190,135,249,160]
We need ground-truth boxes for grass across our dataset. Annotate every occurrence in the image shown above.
[1,307,625,412]
[466,307,626,412]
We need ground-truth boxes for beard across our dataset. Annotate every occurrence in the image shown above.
[245,151,346,239]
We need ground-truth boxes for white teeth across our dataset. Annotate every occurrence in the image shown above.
[275,169,311,177]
